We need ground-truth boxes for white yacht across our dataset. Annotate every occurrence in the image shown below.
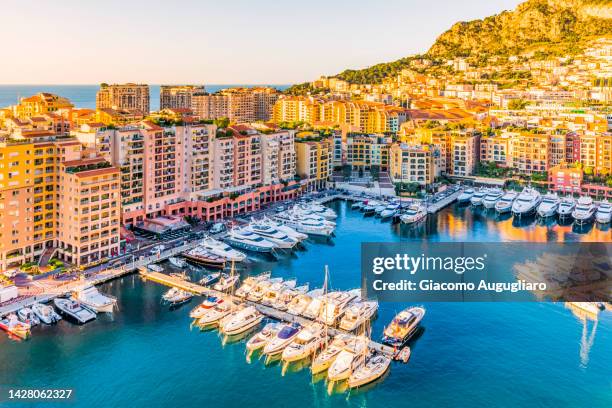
[494,191,518,214]
[272,284,309,311]
[361,201,380,214]
[374,202,388,216]
[557,196,576,218]
[147,264,163,272]
[31,303,61,325]
[223,229,278,253]
[260,217,308,241]
[161,288,193,306]
[281,323,327,363]
[196,301,235,328]
[17,307,40,326]
[287,288,323,316]
[246,278,283,302]
[537,193,561,218]
[219,306,263,336]
[189,295,224,319]
[596,200,612,224]
[511,187,541,217]
[351,201,364,210]
[311,334,354,374]
[457,188,475,204]
[400,204,427,225]
[382,306,425,347]
[197,236,247,262]
[168,257,186,268]
[213,273,239,292]
[379,203,400,219]
[348,354,391,389]
[318,291,359,326]
[482,188,504,209]
[470,189,488,206]
[302,295,325,319]
[274,214,335,237]
[263,323,302,357]
[338,301,378,332]
[235,272,271,298]
[327,337,369,382]
[245,223,298,249]
[73,286,117,313]
[53,298,96,324]
[572,196,596,225]
[246,322,284,352]
[296,203,337,220]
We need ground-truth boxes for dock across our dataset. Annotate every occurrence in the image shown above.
[426,188,463,214]
[139,269,396,357]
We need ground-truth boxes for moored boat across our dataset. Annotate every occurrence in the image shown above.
[0,314,31,339]
[281,322,327,363]
[511,187,541,217]
[263,322,302,357]
[53,297,97,324]
[168,257,186,268]
[17,307,40,326]
[495,191,518,214]
[456,188,475,204]
[347,354,391,388]
[382,306,425,347]
[327,336,369,382]
[219,306,263,336]
[246,322,284,352]
[596,199,612,224]
[537,193,561,218]
[311,334,354,374]
[339,301,378,332]
[572,196,596,225]
[31,302,61,324]
[73,285,117,313]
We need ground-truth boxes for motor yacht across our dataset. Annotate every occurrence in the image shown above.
[189,295,224,319]
[537,193,561,218]
[382,306,425,347]
[595,199,612,224]
[53,297,97,324]
[223,229,278,253]
[399,204,427,225]
[338,301,378,332]
[272,284,309,311]
[235,272,271,298]
[147,263,163,272]
[198,272,221,286]
[557,196,576,218]
[290,206,337,224]
[161,288,193,307]
[311,334,354,375]
[572,196,596,225]
[274,214,335,237]
[261,280,288,306]
[362,201,380,215]
[263,323,302,357]
[17,307,40,326]
[379,203,400,219]
[73,286,117,313]
[281,323,327,363]
[302,295,325,319]
[245,223,298,249]
[246,278,283,302]
[0,314,31,339]
[196,236,247,262]
[482,188,504,209]
[494,191,518,214]
[260,217,308,241]
[374,202,389,216]
[31,302,61,324]
[220,306,263,336]
[318,291,359,326]
[456,188,475,204]
[213,273,239,292]
[351,201,364,210]
[327,337,369,382]
[168,257,186,268]
[470,189,488,206]
[297,203,337,220]
[287,288,323,316]
[246,322,284,352]
[196,301,235,328]
[348,354,391,388]
[511,187,541,217]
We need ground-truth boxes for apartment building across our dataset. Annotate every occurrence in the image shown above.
[480,133,511,167]
[9,93,74,120]
[96,108,145,126]
[96,83,150,113]
[190,87,279,123]
[160,85,206,110]
[389,143,436,186]
[450,131,480,176]
[295,138,332,190]
[345,134,392,170]
[508,132,549,175]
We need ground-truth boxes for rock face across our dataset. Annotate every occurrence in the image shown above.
[427,0,612,59]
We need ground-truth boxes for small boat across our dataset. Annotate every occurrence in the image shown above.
[537,193,561,218]
[73,286,117,313]
[263,322,302,357]
[351,201,364,210]
[596,200,612,224]
[168,257,186,268]
[161,288,193,306]
[169,272,191,281]
[311,334,353,374]
[0,314,31,339]
[362,201,380,215]
[220,306,263,336]
[511,187,541,217]
[482,188,504,209]
[379,203,400,219]
[400,204,427,225]
[572,196,596,225]
[456,188,474,204]
[213,273,239,292]
[374,202,388,216]
[147,263,163,272]
[196,301,235,328]
[282,322,327,363]
[382,306,425,347]
[53,298,97,324]
[17,307,40,326]
[246,322,284,352]
[495,191,517,214]
[198,272,221,286]
[274,214,335,237]
[183,249,227,269]
[348,354,391,388]
[470,189,488,206]
[327,337,369,382]
[246,278,283,302]
[557,196,576,218]
[189,295,224,319]
[31,302,61,324]
[339,301,378,332]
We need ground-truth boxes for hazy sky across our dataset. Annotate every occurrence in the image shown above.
[0,0,523,85]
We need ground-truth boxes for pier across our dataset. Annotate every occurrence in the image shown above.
[426,188,463,214]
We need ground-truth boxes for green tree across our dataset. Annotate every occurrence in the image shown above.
[214,117,230,129]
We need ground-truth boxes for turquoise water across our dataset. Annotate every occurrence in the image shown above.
[0,201,610,407]
[0,84,290,111]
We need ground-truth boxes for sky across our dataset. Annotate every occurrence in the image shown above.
[0,0,523,85]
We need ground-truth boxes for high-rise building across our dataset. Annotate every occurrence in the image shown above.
[96,83,150,113]
[160,85,206,110]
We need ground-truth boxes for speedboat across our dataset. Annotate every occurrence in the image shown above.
[537,193,561,218]
[362,201,380,215]
[470,189,488,206]
[73,286,117,313]
[235,272,272,298]
[327,337,369,382]
[147,263,163,272]
[457,188,475,204]
[379,203,400,219]
[339,301,378,332]
[572,196,596,225]
[246,322,284,352]
[287,288,322,316]
[53,297,97,324]
[400,204,427,225]
[220,306,263,336]
[382,306,425,347]
[223,229,278,253]
[482,188,504,209]
[495,191,518,214]
[245,223,298,249]
[168,257,186,268]
[199,272,221,286]
[557,196,576,218]
[196,301,235,328]
[348,354,391,388]
[0,314,31,340]
[17,307,40,326]
[31,302,61,324]
[161,288,193,307]
[374,202,388,216]
[596,200,612,224]
[213,273,239,292]
[196,236,247,262]
[311,334,354,374]
[281,323,327,363]
[263,323,302,357]
[511,187,541,217]
[189,295,224,319]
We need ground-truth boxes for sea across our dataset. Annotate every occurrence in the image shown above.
[0,84,290,111]
[0,201,610,408]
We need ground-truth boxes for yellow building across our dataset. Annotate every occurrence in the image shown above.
[11,93,74,120]
[295,136,332,190]
[480,133,511,167]
[389,143,436,186]
[509,132,550,175]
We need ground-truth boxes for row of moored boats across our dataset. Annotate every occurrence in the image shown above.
[351,200,428,225]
